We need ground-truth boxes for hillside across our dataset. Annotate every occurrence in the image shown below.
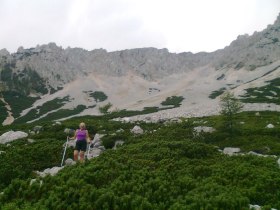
[0,14,279,125]
[0,111,280,209]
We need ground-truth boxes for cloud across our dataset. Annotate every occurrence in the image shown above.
[0,0,279,53]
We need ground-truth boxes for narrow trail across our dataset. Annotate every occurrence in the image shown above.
[0,96,14,125]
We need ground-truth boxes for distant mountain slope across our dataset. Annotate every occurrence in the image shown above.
[0,13,279,124]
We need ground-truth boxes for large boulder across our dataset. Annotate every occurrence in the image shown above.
[194,126,216,133]
[130,125,144,135]
[36,166,64,177]
[65,158,76,166]
[223,147,241,156]
[86,148,103,159]
[113,140,124,150]
[0,131,28,144]
[266,124,275,129]
[92,133,105,146]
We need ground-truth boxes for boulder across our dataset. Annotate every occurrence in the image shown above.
[92,133,105,144]
[249,204,261,210]
[36,166,64,177]
[123,117,131,123]
[266,124,274,129]
[193,126,216,134]
[64,128,75,135]
[116,128,124,133]
[131,125,144,135]
[27,139,35,143]
[33,126,43,133]
[87,148,103,159]
[98,146,106,151]
[0,131,28,144]
[65,158,76,166]
[223,147,241,156]
[66,140,76,148]
[113,140,124,150]
[277,158,280,168]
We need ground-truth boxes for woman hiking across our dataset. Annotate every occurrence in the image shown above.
[72,122,91,163]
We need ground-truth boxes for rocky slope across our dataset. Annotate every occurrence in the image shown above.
[0,14,279,124]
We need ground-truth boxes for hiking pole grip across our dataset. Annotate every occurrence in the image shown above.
[61,136,69,167]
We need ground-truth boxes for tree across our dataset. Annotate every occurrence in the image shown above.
[220,91,243,132]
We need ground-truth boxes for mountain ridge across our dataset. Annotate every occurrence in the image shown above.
[0,13,279,125]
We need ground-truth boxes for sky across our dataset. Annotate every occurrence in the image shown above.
[0,0,279,53]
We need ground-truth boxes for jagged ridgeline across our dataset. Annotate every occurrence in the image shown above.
[0,13,279,125]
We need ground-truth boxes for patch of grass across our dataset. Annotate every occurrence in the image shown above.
[0,100,7,124]
[209,87,226,99]
[2,91,39,118]
[161,96,184,107]
[38,105,87,122]
[14,96,71,123]
[89,91,108,102]
[240,78,280,104]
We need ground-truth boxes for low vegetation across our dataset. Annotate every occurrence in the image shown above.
[0,110,279,209]
[89,91,108,102]
[240,78,280,104]
[161,96,184,107]
[209,87,226,99]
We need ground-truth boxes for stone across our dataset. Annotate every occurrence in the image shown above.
[249,204,261,210]
[130,125,144,135]
[193,126,216,134]
[30,179,37,185]
[64,128,75,135]
[92,133,105,144]
[0,131,28,144]
[116,128,124,133]
[0,151,5,154]
[277,158,280,168]
[98,146,106,151]
[66,140,76,148]
[87,148,103,159]
[255,112,260,116]
[65,158,76,166]
[33,126,43,133]
[27,139,35,143]
[123,117,131,123]
[36,166,64,177]
[240,121,245,124]
[113,140,124,150]
[266,124,274,128]
[223,147,241,156]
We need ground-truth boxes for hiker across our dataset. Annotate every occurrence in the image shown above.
[71,122,91,162]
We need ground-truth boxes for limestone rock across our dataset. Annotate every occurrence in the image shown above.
[113,140,124,150]
[223,147,241,156]
[65,158,76,166]
[131,126,144,135]
[0,131,28,144]
[266,124,275,128]
[36,166,64,177]
[193,126,216,134]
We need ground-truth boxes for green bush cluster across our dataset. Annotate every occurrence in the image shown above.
[0,112,279,209]
[89,91,108,102]
[240,78,280,104]
[161,96,184,107]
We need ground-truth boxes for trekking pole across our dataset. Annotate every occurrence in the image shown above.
[86,141,91,159]
[61,136,69,167]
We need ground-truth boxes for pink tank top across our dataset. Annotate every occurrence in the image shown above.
[76,129,87,141]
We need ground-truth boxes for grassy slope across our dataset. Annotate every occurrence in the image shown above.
[240,78,280,104]
[0,112,279,209]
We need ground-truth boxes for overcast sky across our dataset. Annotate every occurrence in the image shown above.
[0,0,279,53]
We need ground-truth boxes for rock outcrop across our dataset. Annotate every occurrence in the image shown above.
[0,131,28,144]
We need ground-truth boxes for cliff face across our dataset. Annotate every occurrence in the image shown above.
[0,13,279,93]
[0,14,279,124]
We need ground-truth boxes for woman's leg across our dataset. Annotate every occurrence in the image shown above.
[79,151,85,163]
[74,150,79,161]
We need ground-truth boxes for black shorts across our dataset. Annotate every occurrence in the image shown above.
[75,140,87,152]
